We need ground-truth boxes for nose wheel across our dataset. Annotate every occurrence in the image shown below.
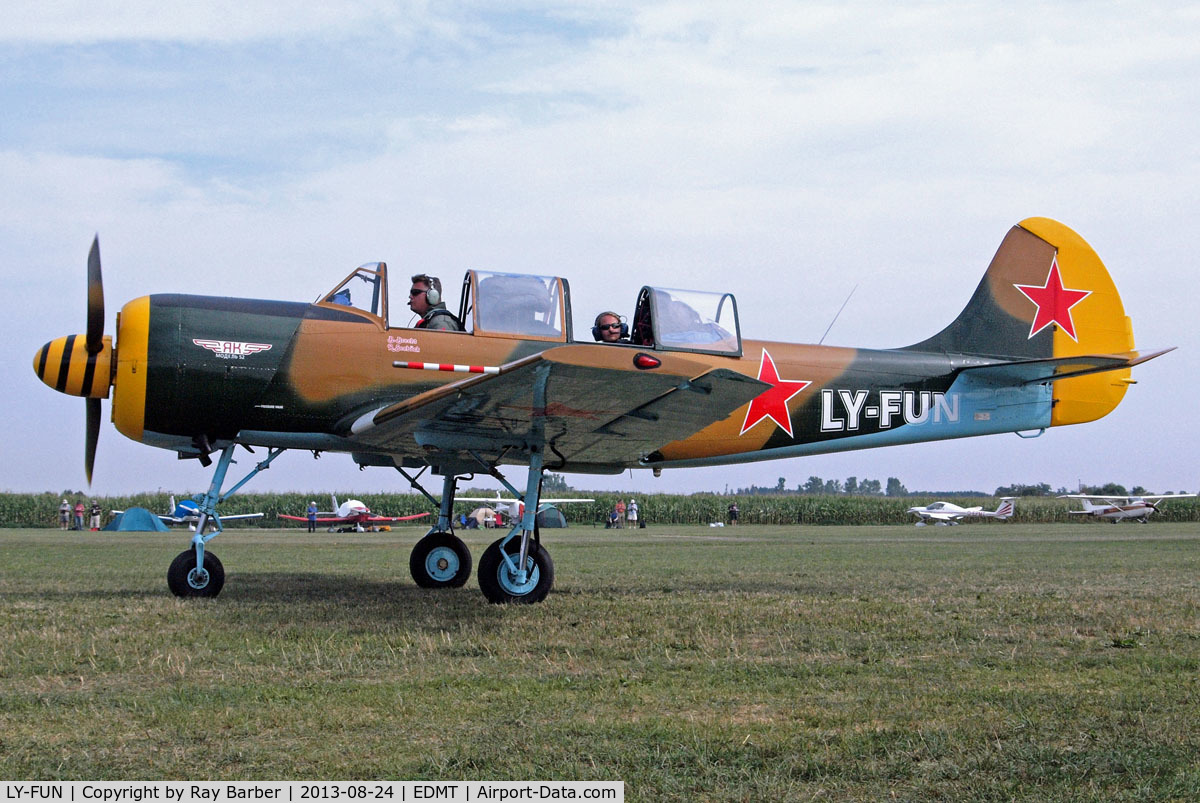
[167,549,225,597]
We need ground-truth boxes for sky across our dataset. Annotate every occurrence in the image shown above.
[4,2,1199,499]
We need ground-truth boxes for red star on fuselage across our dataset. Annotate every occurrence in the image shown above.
[1013,259,1092,342]
[740,349,811,438]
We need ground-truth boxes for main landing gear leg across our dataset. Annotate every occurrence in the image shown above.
[166,444,285,598]
[478,450,554,604]
[397,468,472,589]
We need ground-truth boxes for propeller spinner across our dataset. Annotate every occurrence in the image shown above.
[32,236,113,483]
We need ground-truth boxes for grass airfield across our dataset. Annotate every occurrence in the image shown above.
[2,523,1199,800]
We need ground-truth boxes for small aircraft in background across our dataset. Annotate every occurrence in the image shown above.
[1058,493,1196,523]
[455,491,594,522]
[907,498,1015,526]
[112,494,265,530]
[278,494,430,532]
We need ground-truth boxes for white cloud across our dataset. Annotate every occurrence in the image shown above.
[2,1,415,44]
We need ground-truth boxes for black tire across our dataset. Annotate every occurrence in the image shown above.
[410,532,473,588]
[167,549,225,597]
[478,537,554,604]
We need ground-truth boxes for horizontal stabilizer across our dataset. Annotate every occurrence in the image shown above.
[958,347,1174,387]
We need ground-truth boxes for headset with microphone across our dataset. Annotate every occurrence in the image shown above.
[412,274,441,306]
[592,311,628,341]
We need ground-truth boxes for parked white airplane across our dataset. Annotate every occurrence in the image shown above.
[456,491,594,521]
[1059,493,1196,523]
[907,498,1015,526]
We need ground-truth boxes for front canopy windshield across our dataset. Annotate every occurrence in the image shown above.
[321,262,388,321]
[473,271,564,338]
[646,287,740,355]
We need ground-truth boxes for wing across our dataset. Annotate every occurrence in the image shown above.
[926,512,960,521]
[349,345,768,472]
[455,497,593,503]
[280,514,353,524]
[364,512,431,522]
[180,512,262,522]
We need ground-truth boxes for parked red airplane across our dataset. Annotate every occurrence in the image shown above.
[278,495,429,532]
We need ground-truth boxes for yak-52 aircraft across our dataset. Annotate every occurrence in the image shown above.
[1058,493,1196,523]
[34,217,1172,602]
[907,498,1015,526]
[277,494,430,532]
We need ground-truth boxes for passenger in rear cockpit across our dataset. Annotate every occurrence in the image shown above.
[592,311,629,343]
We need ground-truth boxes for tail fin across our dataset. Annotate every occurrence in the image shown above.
[907,218,1140,426]
[994,498,1015,520]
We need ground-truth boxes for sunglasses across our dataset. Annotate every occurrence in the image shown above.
[409,288,427,297]
[598,323,622,331]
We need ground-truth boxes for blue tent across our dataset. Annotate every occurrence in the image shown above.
[103,507,170,532]
[535,506,567,528]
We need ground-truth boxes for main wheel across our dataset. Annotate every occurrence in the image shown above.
[410,532,473,588]
[478,537,554,604]
[167,549,225,597]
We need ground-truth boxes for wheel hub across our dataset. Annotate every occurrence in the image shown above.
[425,546,461,582]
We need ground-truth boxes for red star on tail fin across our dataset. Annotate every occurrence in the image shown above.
[1014,259,1092,341]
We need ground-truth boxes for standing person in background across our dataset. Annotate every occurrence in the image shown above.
[306,501,318,533]
[614,499,626,528]
[727,501,739,526]
[627,499,639,529]
[89,500,101,530]
[73,499,85,531]
[59,499,71,530]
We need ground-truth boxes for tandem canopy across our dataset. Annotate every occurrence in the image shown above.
[103,507,170,532]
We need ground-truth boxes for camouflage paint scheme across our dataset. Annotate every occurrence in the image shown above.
[36,218,1162,479]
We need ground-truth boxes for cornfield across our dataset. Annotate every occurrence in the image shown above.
[5,490,1199,528]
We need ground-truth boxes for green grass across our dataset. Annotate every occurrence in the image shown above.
[2,524,1199,800]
